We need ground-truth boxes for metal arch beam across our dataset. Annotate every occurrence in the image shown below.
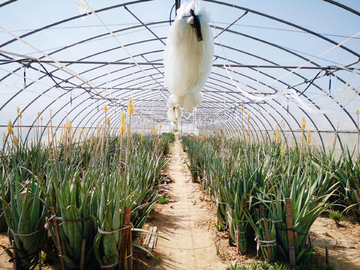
[1,5,354,80]
[0,0,154,48]
[3,59,330,153]
[209,23,359,146]
[323,0,360,17]
[0,21,348,146]
[208,64,332,151]
[209,18,354,150]
[202,113,240,139]
[2,59,359,70]
[210,49,359,146]
[212,46,323,92]
[197,104,264,145]
[0,32,170,111]
[1,26,352,99]
[0,7,334,90]
[27,65,166,130]
[212,100,294,149]
[204,0,360,58]
[23,81,162,144]
[34,21,336,106]
[6,77,276,148]
[6,38,348,147]
[0,1,356,150]
[0,0,17,8]
[198,96,272,144]
[16,56,324,152]
[229,109,263,144]
[205,69,321,149]
[107,66,315,152]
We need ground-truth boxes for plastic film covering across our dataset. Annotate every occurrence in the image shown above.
[0,0,359,155]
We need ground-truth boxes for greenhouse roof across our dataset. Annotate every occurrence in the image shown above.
[0,0,359,151]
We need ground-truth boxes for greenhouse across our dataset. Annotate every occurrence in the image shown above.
[0,0,359,269]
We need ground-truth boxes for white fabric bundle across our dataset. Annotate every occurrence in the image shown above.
[164,0,214,122]
[167,107,183,129]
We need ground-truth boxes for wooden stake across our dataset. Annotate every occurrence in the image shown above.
[285,199,296,266]
[39,247,42,270]
[260,205,265,219]
[255,208,260,221]
[103,256,109,266]
[50,207,65,270]
[12,240,17,270]
[354,190,360,205]
[80,239,86,270]
[236,226,240,254]
[119,207,131,270]
[203,170,207,191]
[266,182,271,192]
[263,218,272,262]
[146,227,158,258]
[127,219,133,270]
[325,246,329,265]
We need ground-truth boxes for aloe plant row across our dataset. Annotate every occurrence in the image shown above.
[181,136,345,264]
[0,130,172,269]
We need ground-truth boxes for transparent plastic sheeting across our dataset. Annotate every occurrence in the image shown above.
[0,0,359,152]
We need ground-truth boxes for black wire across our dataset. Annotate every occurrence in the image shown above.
[169,4,176,25]
[38,61,61,88]
[9,250,38,262]
[300,70,322,95]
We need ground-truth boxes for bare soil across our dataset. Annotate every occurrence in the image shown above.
[1,137,360,269]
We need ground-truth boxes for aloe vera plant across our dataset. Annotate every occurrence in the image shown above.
[181,136,339,264]
[47,165,96,269]
[332,149,360,223]
[0,172,47,269]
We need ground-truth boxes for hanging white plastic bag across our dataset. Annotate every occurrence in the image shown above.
[167,107,183,128]
[164,0,214,116]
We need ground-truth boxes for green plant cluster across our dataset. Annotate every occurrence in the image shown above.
[230,261,334,270]
[0,133,169,269]
[181,136,360,265]
[159,132,176,155]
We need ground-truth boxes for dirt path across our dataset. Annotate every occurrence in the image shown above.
[134,137,228,270]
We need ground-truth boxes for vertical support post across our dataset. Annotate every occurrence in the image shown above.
[202,169,206,191]
[119,207,131,270]
[39,247,42,270]
[354,190,360,205]
[263,218,272,262]
[236,226,240,254]
[325,246,329,265]
[50,207,65,270]
[80,239,86,270]
[255,208,262,257]
[285,198,296,266]
[12,240,17,270]
[127,216,133,270]
[175,0,181,16]
[266,182,271,192]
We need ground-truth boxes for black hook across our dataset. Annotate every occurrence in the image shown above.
[190,9,203,42]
